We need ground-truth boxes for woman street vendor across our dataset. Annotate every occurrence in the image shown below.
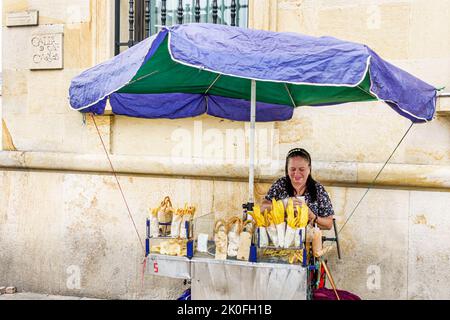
[260,148,334,230]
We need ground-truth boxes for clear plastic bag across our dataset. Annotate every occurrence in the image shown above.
[312,226,323,257]
[267,223,279,247]
[258,226,269,247]
[276,222,286,248]
[157,196,174,224]
[283,225,296,248]
[179,205,195,239]
[294,227,305,247]
[170,209,183,238]
[237,220,255,260]
[214,219,228,260]
[226,217,243,257]
[149,211,160,238]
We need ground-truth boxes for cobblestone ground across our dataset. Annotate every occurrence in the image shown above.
[0,293,101,300]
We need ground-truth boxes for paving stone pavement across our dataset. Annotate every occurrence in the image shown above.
[0,292,101,300]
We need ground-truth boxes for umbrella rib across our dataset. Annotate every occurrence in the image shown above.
[284,83,297,108]
[205,74,222,95]
[357,84,376,98]
[126,70,160,86]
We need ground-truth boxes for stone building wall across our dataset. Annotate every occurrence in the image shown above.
[1,0,449,299]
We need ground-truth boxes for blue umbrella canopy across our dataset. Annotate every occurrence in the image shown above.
[69,23,437,122]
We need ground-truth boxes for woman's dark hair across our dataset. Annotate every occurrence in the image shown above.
[284,148,318,202]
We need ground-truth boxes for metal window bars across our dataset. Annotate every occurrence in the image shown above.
[115,0,249,55]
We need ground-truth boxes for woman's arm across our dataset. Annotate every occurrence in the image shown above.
[308,210,333,230]
[311,183,335,230]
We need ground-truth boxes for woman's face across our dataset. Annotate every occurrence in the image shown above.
[288,156,310,187]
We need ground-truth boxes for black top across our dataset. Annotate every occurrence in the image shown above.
[265,176,335,217]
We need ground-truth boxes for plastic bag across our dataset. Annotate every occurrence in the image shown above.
[258,226,269,247]
[312,226,323,257]
[157,196,174,225]
[160,239,186,256]
[170,209,184,238]
[149,208,160,238]
[276,222,286,248]
[248,206,269,248]
[214,219,228,260]
[179,205,195,239]
[227,217,243,257]
[267,223,279,247]
[283,224,296,248]
[283,198,296,248]
[294,227,305,247]
[237,220,255,261]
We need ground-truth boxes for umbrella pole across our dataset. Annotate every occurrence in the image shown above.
[242,79,256,218]
[249,80,256,207]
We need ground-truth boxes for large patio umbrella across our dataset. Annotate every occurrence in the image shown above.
[69,23,437,210]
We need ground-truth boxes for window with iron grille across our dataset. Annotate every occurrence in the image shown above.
[115,0,249,55]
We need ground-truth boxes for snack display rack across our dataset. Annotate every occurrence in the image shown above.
[144,211,318,300]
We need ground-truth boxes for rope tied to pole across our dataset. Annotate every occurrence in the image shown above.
[90,113,146,254]
[338,122,415,235]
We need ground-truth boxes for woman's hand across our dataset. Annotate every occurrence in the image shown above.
[308,210,317,223]
[291,197,319,225]
[291,197,304,208]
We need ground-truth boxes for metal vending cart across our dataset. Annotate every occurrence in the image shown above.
[143,212,337,300]
[190,256,308,300]
[67,23,435,301]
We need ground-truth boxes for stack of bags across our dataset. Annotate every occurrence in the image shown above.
[170,204,196,239]
[148,197,196,257]
[213,216,255,261]
[148,196,196,239]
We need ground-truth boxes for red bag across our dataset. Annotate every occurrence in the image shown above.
[313,288,361,300]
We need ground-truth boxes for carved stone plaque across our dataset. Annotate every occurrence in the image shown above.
[6,10,39,27]
[30,33,64,70]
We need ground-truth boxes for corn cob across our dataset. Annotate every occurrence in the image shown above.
[270,198,285,225]
[256,205,266,226]
[271,198,278,223]
[286,198,296,228]
[267,210,276,225]
[297,204,309,228]
[276,200,285,224]
[248,205,266,227]
[263,209,270,226]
